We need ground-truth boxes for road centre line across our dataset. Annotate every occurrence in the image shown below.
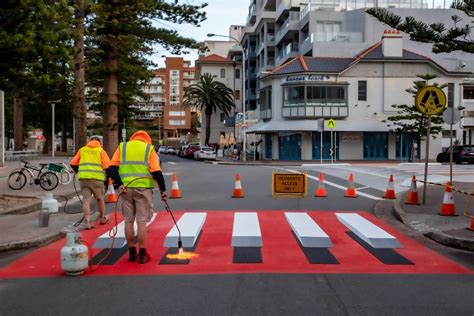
[168,162,176,165]
[285,169,382,201]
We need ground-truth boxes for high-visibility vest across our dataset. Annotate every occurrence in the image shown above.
[78,146,105,181]
[118,140,154,188]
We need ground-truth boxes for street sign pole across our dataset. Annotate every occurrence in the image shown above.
[0,90,4,167]
[422,116,431,205]
[330,130,333,164]
[320,131,323,164]
[449,120,453,184]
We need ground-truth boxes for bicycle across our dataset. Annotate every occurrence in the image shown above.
[49,161,72,185]
[8,159,59,191]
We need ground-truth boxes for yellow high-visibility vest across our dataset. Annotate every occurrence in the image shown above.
[118,141,154,188]
[78,147,105,181]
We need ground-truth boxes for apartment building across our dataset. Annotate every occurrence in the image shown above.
[134,57,195,141]
[241,0,474,160]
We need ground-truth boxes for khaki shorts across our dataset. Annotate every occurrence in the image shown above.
[80,179,105,200]
[121,188,153,223]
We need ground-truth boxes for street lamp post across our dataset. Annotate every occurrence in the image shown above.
[48,100,61,158]
[207,33,247,162]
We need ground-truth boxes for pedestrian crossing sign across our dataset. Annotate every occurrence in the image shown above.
[327,119,336,129]
[415,86,446,115]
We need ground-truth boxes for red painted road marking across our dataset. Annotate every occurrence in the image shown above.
[0,211,471,278]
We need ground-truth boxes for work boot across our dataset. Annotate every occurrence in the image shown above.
[138,248,149,264]
[99,215,109,225]
[128,247,137,262]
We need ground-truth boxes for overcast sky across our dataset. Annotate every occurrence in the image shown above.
[152,0,248,67]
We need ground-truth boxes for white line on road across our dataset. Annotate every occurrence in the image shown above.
[285,169,382,201]
[168,162,176,165]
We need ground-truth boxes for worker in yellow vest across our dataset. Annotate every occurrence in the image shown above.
[108,130,167,264]
[71,136,111,229]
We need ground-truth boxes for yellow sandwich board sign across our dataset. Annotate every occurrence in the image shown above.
[272,172,307,198]
[416,86,447,115]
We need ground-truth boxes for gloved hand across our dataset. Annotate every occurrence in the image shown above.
[161,191,167,202]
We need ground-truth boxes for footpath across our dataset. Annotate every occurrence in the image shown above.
[0,158,472,253]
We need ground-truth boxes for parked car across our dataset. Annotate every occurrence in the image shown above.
[178,145,189,158]
[185,145,200,159]
[158,146,167,154]
[194,146,217,160]
[166,146,177,155]
[436,145,474,164]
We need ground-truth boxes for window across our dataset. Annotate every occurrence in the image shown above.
[358,81,367,101]
[220,113,225,122]
[235,69,241,79]
[464,87,474,99]
[220,69,225,78]
[169,111,185,116]
[235,90,241,100]
[259,87,272,110]
[305,86,346,105]
[283,86,305,106]
[169,120,185,126]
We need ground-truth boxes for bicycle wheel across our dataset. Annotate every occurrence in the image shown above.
[8,171,27,190]
[39,172,59,191]
[58,170,72,185]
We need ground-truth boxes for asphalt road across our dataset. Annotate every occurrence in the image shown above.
[0,155,473,316]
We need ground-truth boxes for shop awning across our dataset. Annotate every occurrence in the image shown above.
[246,119,389,133]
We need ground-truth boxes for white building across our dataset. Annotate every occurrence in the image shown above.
[240,0,474,160]
[249,31,473,160]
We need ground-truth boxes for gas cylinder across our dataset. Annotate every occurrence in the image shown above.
[42,193,59,214]
[61,232,89,276]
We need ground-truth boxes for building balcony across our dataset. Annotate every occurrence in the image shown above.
[461,116,474,127]
[246,67,257,80]
[314,32,363,43]
[299,33,313,55]
[462,99,474,110]
[260,108,272,120]
[247,88,257,100]
[276,0,300,21]
[282,105,349,118]
[276,42,298,66]
[247,3,256,25]
[262,0,277,10]
[275,13,300,45]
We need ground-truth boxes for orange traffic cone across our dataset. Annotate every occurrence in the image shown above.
[467,217,474,231]
[405,176,419,205]
[384,175,396,199]
[170,174,182,199]
[232,173,244,198]
[345,173,357,198]
[439,182,456,216]
[105,178,118,203]
[315,172,327,197]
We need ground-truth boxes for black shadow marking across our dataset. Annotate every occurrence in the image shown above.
[291,231,339,264]
[159,230,203,265]
[233,247,263,264]
[90,245,129,265]
[347,232,414,265]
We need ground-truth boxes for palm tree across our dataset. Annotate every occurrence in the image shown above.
[184,73,234,145]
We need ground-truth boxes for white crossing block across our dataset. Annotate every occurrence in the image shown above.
[232,212,263,247]
[163,213,207,248]
[93,213,157,249]
[336,213,402,248]
[285,212,332,248]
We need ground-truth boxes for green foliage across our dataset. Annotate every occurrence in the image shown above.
[382,74,446,138]
[184,73,234,145]
[367,1,473,53]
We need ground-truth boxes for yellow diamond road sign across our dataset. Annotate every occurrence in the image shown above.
[327,119,336,129]
[416,85,447,115]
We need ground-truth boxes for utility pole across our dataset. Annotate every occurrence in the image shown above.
[0,90,4,167]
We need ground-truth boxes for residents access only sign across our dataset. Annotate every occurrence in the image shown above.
[272,173,307,197]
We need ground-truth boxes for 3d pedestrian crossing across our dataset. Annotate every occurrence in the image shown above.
[0,211,471,278]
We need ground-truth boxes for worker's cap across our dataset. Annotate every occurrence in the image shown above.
[89,135,103,142]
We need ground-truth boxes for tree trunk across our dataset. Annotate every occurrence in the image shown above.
[43,130,51,155]
[205,113,211,146]
[13,95,23,151]
[103,34,119,156]
[61,123,67,152]
[73,0,87,151]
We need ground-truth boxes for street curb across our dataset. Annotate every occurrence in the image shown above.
[0,231,65,253]
[208,161,302,166]
[1,190,79,215]
[393,198,473,252]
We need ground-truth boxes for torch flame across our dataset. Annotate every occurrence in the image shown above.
[166,250,199,260]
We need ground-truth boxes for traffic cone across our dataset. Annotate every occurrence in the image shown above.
[467,217,474,231]
[170,174,181,199]
[405,176,419,205]
[439,182,456,216]
[344,173,357,198]
[105,178,118,203]
[315,172,327,197]
[383,175,396,199]
[232,173,244,198]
